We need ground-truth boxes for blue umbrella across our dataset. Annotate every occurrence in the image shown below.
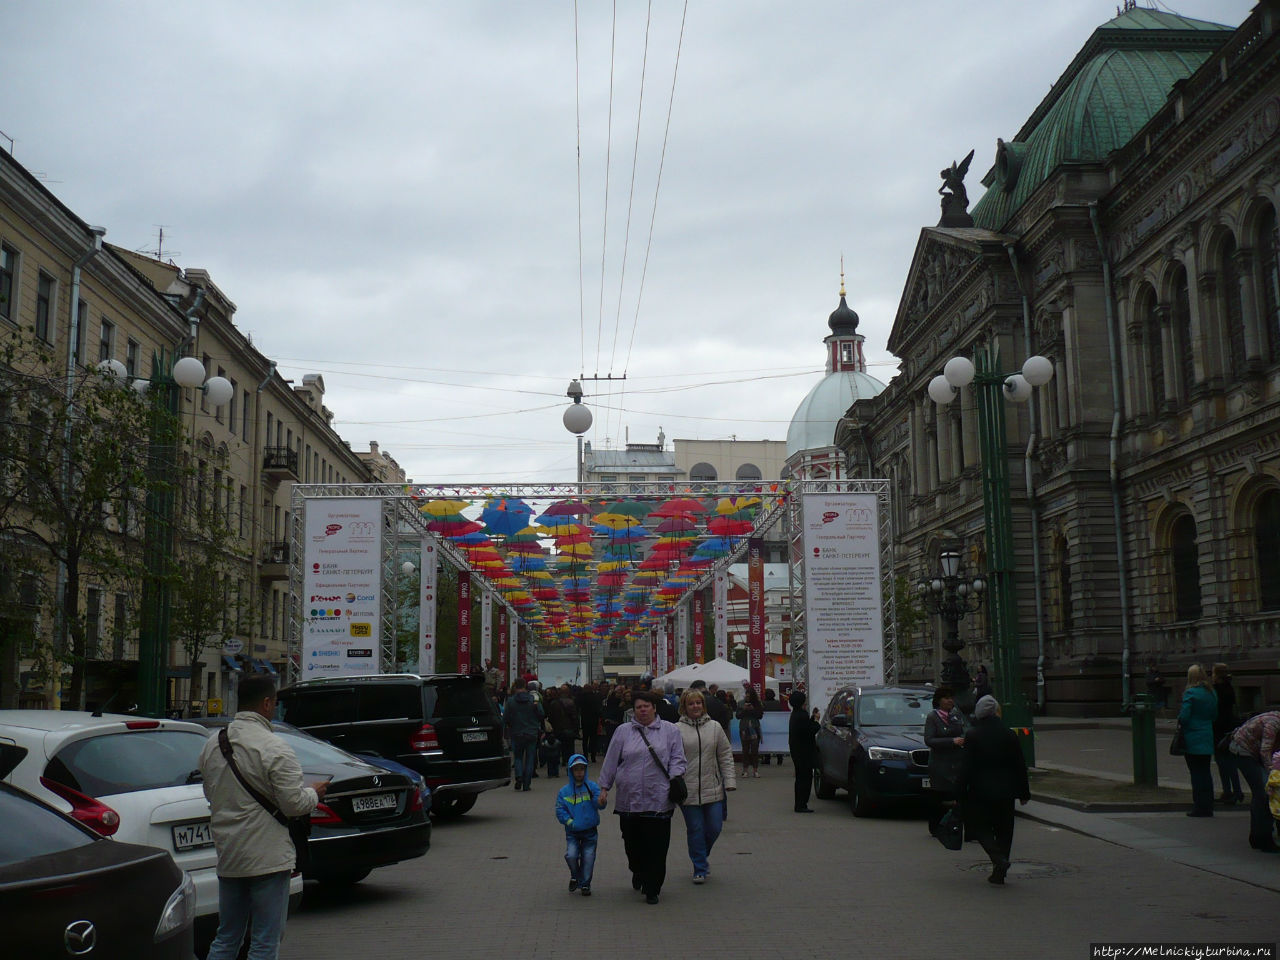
[481,498,534,537]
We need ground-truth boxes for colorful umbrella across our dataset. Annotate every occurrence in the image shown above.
[480,498,534,536]
[650,497,707,518]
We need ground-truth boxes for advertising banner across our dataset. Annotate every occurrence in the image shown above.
[664,619,675,675]
[801,493,884,713]
[302,498,381,678]
[497,608,508,682]
[509,616,519,682]
[747,537,766,697]
[480,589,493,669]
[676,603,688,668]
[457,574,472,674]
[650,629,658,674]
[419,539,437,675]
[692,590,705,664]
[713,571,728,661]
[516,625,527,675]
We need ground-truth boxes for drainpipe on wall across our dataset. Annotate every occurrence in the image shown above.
[53,227,105,709]
[1005,243,1048,712]
[245,361,276,701]
[1089,202,1134,708]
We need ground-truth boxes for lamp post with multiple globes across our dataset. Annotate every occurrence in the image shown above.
[915,548,985,712]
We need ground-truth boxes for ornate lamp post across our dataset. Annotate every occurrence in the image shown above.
[928,344,1053,760]
[916,548,984,711]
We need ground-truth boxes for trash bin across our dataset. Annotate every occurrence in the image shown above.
[1131,695,1157,786]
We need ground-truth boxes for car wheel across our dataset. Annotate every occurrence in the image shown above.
[849,766,875,818]
[317,868,371,887]
[813,767,837,800]
[430,794,477,819]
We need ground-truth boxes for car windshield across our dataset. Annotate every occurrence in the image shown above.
[0,787,96,866]
[42,730,210,798]
[857,694,931,727]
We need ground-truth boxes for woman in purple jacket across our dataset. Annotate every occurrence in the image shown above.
[598,690,687,904]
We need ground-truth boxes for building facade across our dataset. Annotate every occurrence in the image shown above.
[673,438,788,484]
[845,4,1280,713]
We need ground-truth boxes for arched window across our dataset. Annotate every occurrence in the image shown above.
[1256,490,1280,611]
[1257,205,1280,362]
[1171,513,1202,621]
[1172,266,1194,400]
[1139,286,1164,412]
[689,462,716,481]
[1220,234,1247,374]
[735,463,762,481]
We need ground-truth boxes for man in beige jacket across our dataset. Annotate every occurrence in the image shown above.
[198,675,328,960]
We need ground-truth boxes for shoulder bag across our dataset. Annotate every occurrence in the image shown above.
[635,724,688,805]
[1168,721,1187,757]
[217,728,312,872]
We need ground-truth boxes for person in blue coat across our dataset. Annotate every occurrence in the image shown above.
[555,754,607,896]
[1179,663,1219,818]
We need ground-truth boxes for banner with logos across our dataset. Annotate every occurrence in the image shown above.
[801,493,884,713]
[747,537,766,697]
[692,590,705,664]
[497,607,509,683]
[480,589,493,669]
[713,571,728,661]
[650,629,658,674]
[457,574,472,674]
[664,619,675,675]
[419,539,438,675]
[302,498,381,678]
[676,603,689,668]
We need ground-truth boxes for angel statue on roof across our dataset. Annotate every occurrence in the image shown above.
[938,149,975,228]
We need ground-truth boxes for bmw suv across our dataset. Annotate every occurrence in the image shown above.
[813,685,935,817]
[277,673,510,818]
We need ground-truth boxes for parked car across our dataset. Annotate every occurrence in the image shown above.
[0,709,302,953]
[192,717,431,886]
[813,686,936,817]
[278,673,511,818]
[0,744,196,959]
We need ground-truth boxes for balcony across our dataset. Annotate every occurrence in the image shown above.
[259,540,290,581]
[262,446,299,482]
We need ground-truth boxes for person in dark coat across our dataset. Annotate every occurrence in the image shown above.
[958,695,1030,884]
[546,685,580,768]
[972,665,993,701]
[502,678,545,791]
[690,680,731,736]
[787,689,820,813]
[1211,663,1243,804]
[924,686,966,836]
[578,683,604,763]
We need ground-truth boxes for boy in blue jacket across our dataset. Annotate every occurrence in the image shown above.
[555,753,607,896]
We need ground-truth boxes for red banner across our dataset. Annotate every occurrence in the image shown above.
[650,629,658,674]
[747,537,765,697]
[457,574,471,674]
[497,608,508,681]
[692,590,705,664]
[517,627,527,675]
[665,619,675,674]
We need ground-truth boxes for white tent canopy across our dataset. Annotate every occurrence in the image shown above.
[654,657,780,692]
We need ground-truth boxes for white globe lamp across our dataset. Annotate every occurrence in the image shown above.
[943,356,975,388]
[928,374,956,405]
[1022,355,1054,387]
[172,356,207,389]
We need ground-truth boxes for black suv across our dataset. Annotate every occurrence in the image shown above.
[813,685,935,817]
[278,673,510,819]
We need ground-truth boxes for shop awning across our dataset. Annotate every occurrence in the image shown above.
[221,656,242,673]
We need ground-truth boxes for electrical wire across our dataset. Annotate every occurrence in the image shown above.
[574,0,585,379]
[594,0,619,380]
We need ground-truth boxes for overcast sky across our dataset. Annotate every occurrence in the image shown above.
[3,1,1255,484]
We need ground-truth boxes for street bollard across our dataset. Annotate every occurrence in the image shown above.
[1131,695,1157,786]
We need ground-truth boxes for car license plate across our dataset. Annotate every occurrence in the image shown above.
[461,730,487,743]
[172,820,214,852]
[352,793,396,813]
[921,778,931,790]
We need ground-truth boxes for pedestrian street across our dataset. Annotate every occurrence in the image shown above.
[280,763,1279,960]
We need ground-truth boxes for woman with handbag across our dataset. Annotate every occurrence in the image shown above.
[958,696,1030,884]
[737,686,765,778]
[924,687,966,836]
[598,689,687,905]
[1178,663,1219,818]
[676,689,736,885]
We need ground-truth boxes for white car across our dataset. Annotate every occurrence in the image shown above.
[0,710,303,946]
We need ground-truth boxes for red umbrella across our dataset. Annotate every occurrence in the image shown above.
[707,516,754,536]
[650,498,707,518]
[654,516,700,535]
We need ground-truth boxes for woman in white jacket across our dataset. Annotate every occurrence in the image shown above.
[676,689,736,884]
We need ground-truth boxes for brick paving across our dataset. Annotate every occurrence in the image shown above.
[281,759,1278,960]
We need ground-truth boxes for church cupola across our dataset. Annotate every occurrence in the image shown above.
[825,266,867,375]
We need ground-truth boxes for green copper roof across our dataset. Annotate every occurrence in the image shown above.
[971,9,1233,231]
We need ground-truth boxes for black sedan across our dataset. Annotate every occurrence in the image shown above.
[192,719,430,886]
[0,780,196,959]
[813,685,936,817]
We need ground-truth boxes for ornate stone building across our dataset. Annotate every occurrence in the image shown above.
[844,4,1280,713]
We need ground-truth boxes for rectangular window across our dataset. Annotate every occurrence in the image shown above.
[86,587,102,660]
[239,485,248,537]
[271,590,280,642]
[74,300,87,364]
[213,468,223,523]
[125,339,139,378]
[214,368,227,422]
[200,354,211,412]
[98,318,115,363]
[305,444,312,482]
[227,378,237,434]
[265,412,274,453]
[112,593,128,660]
[0,244,17,322]
[35,273,54,343]
[241,390,250,441]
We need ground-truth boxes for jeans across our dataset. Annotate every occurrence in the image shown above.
[206,871,291,960]
[1215,748,1243,800]
[1236,753,1280,849]
[1185,753,1214,814]
[564,829,598,889]
[512,737,537,789]
[680,801,725,875]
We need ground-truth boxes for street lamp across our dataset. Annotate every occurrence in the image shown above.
[107,350,231,718]
[562,379,592,484]
[916,547,985,711]
[928,344,1053,760]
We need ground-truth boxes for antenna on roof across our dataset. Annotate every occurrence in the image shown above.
[136,225,181,262]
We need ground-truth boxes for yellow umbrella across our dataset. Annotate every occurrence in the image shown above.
[716,496,761,515]
[593,512,642,530]
[421,499,471,516]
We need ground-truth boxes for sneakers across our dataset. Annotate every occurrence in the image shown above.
[692,874,706,884]
[580,886,592,896]
[753,770,760,778]
[568,879,578,892]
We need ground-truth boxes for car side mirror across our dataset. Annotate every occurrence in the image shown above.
[830,714,851,728]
